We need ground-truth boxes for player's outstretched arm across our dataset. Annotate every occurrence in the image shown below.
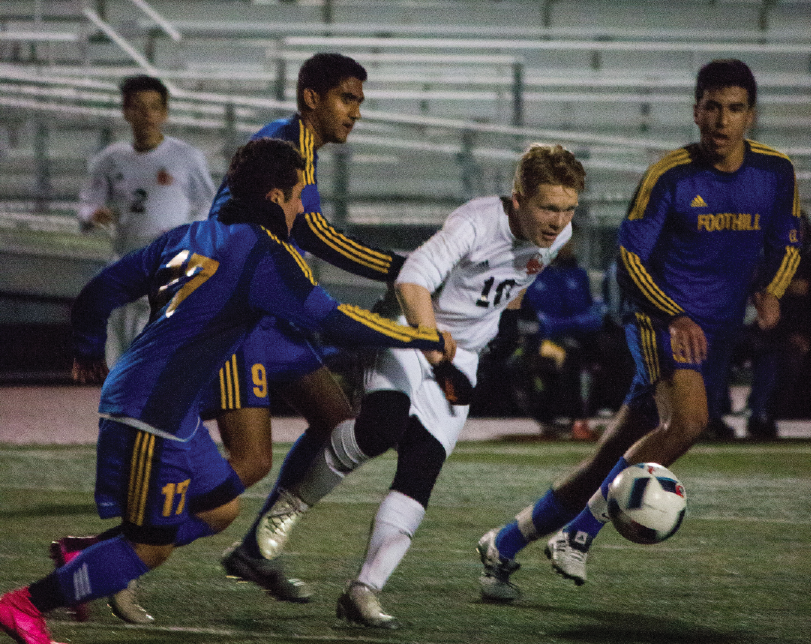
[292,212,406,282]
[395,281,456,364]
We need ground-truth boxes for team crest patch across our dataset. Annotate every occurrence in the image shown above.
[525,256,544,274]
[157,168,174,185]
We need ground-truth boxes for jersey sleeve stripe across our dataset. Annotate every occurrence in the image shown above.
[748,139,792,163]
[620,246,684,316]
[337,303,441,342]
[305,212,393,273]
[766,246,801,299]
[298,120,316,185]
[262,228,317,284]
[627,149,691,221]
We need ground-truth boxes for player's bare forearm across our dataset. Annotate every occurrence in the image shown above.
[395,281,455,363]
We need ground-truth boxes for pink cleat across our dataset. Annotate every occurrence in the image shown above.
[0,587,64,644]
[48,536,98,622]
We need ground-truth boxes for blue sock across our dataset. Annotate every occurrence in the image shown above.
[495,489,577,559]
[51,535,149,605]
[565,457,629,539]
[175,516,216,546]
[242,429,324,557]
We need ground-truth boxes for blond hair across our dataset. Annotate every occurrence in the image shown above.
[513,143,585,199]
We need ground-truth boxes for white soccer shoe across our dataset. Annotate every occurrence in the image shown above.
[545,529,591,586]
[336,581,400,629]
[108,581,154,624]
[256,489,309,560]
[476,528,521,602]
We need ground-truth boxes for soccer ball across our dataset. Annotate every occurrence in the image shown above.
[606,463,686,544]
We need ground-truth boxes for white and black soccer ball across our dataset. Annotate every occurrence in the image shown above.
[606,463,686,545]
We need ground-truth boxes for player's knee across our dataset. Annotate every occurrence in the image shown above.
[391,418,446,508]
[231,452,272,488]
[197,497,241,534]
[128,541,175,570]
[354,390,411,457]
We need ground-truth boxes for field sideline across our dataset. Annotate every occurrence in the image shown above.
[2,434,810,644]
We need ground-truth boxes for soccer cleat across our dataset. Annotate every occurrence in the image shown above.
[108,581,154,624]
[336,581,399,629]
[545,529,591,586]
[476,528,521,602]
[255,489,309,560]
[221,541,312,603]
[49,536,98,622]
[0,587,65,644]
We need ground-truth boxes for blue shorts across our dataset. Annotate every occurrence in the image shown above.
[198,317,323,419]
[623,312,739,415]
[94,417,244,541]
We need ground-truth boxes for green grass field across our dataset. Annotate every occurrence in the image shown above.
[2,440,810,644]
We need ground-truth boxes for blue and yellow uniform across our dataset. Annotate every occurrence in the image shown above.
[72,213,443,541]
[201,115,405,416]
[617,141,801,410]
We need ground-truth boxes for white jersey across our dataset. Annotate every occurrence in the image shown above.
[396,195,572,354]
[78,136,216,256]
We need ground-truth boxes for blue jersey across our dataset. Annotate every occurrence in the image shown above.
[618,141,801,332]
[72,217,443,441]
[210,114,404,281]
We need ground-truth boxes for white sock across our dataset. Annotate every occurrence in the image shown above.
[357,490,425,592]
[294,420,367,506]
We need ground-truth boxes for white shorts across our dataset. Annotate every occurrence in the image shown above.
[364,346,478,456]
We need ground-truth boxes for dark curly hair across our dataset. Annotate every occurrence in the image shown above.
[226,138,305,203]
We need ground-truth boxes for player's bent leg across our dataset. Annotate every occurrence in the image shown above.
[217,408,274,488]
[626,370,708,466]
[339,419,445,628]
[553,401,659,511]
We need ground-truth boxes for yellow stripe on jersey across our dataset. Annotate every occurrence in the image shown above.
[337,303,441,343]
[218,353,241,410]
[747,139,792,163]
[749,139,801,217]
[627,148,692,221]
[262,228,316,285]
[620,246,684,317]
[305,212,392,274]
[766,246,801,299]
[298,120,316,185]
[636,313,660,384]
[127,431,156,526]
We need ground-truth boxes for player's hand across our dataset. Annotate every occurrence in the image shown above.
[433,360,474,405]
[423,330,456,365]
[72,357,109,384]
[668,315,707,364]
[91,207,114,226]
[753,290,780,330]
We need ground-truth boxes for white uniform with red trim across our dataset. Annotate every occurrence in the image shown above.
[367,195,572,454]
[78,136,215,256]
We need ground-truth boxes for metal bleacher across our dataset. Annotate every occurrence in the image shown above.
[1,0,811,377]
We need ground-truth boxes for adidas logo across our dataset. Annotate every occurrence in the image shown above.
[574,530,590,545]
[691,195,708,208]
